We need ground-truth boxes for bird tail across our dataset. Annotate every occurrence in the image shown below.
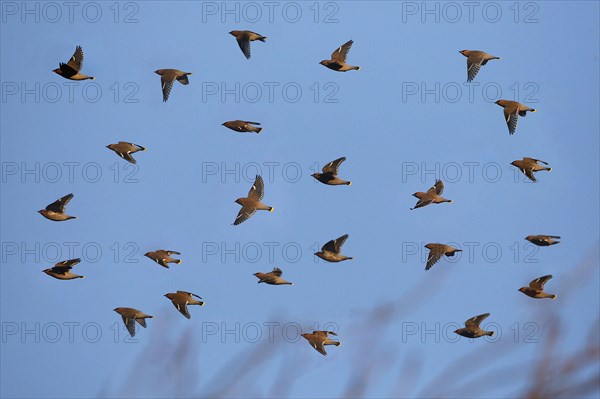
[353,66,360,71]
[346,181,352,186]
[176,260,182,264]
[544,167,552,172]
[269,207,274,212]
[258,36,267,42]
[486,331,494,336]
[254,127,263,134]
[550,294,557,300]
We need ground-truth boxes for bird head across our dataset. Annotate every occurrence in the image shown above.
[143,252,152,258]
[459,50,469,56]
[37,210,44,215]
[495,100,505,106]
[510,161,518,167]
[52,68,61,74]
[229,31,237,36]
[301,333,310,340]
[42,269,51,274]
[235,198,244,205]
[518,287,526,293]
[154,70,162,75]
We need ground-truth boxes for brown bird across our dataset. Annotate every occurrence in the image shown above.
[315,234,353,262]
[222,120,262,134]
[164,291,205,319]
[511,158,552,182]
[113,307,153,337]
[525,235,560,246]
[154,69,192,102]
[52,45,94,80]
[454,313,494,339]
[424,243,463,271]
[301,330,341,356]
[144,250,182,268]
[320,40,360,72]
[38,193,76,221]
[519,275,557,300]
[106,142,146,164]
[229,30,266,59]
[495,100,537,134]
[233,175,274,225]
[459,50,500,82]
[254,267,293,285]
[43,258,84,280]
[312,157,351,186]
[411,180,452,210]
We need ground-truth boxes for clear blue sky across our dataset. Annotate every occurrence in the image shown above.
[1,1,599,398]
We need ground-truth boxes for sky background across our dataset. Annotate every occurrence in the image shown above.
[1,1,599,398]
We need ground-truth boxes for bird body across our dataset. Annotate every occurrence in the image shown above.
[459,50,500,82]
[114,307,153,337]
[511,158,551,182]
[43,258,84,280]
[222,120,262,134]
[519,275,557,299]
[38,193,76,221]
[495,100,537,134]
[411,180,452,210]
[144,250,182,268]
[525,235,560,246]
[301,330,341,356]
[52,45,94,80]
[233,175,274,225]
[254,267,293,285]
[164,291,205,319]
[454,313,494,338]
[424,243,462,271]
[315,234,353,262]
[320,40,360,72]
[154,69,191,102]
[106,142,146,164]
[230,30,266,59]
[312,157,351,185]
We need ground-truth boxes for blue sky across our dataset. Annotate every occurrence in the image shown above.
[1,1,599,398]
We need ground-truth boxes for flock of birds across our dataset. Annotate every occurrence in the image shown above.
[40,32,560,355]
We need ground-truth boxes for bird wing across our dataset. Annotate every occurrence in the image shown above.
[434,179,444,195]
[46,193,73,213]
[118,151,136,164]
[524,168,537,182]
[504,109,518,134]
[465,313,490,329]
[160,73,176,102]
[523,157,548,165]
[166,251,181,255]
[55,258,80,268]
[248,175,265,201]
[466,58,481,82]
[529,275,552,290]
[66,45,84,72]
[331,40,353,63]
[322,157,346,175]
[122,316,136,337]
[234,205,257,225]
[425,245,445,271]
[173,301,191,319]
[176,74,190,85]
[333,234,349,253]
[236,36,251,59]
[270,268,283,277]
